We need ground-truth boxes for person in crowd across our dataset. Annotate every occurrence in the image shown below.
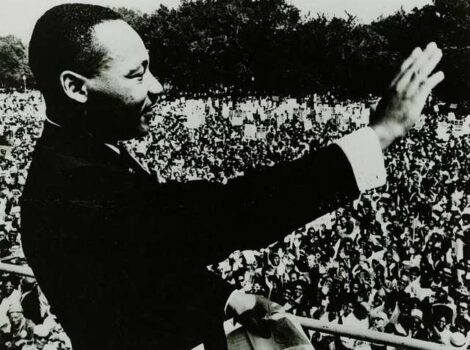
[3,304,35,350]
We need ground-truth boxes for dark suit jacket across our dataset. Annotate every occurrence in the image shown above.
[20,122,359,350]
[21,285,43,325]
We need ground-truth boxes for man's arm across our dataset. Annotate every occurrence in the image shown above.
[129,43,444,336]
[174,43,444,264]
[222,42,444,327]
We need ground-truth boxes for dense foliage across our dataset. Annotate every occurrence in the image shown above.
[0,36,30,90]
[1,0,469,103]
[118,0,470,103]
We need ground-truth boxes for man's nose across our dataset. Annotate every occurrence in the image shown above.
[147,71,163,97]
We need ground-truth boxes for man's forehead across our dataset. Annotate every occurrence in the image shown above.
[92,20,148,67]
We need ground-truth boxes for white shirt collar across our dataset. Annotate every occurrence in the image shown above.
[45,117,62,128]
[104,143,120,155]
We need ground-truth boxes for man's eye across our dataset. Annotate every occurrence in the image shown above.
[129,72,144,81]
[129,69,145,80]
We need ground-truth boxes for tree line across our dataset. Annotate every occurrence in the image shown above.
[1,0,469,104]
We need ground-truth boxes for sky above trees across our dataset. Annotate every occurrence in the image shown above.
[1,0,432,42]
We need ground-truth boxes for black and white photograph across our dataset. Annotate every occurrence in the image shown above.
[0,0,469,349]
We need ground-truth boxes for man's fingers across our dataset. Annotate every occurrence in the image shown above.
[407,42,438,82]
[406,47,443,97]
[234,297,284,338]
[396,66,417,93]
[402,47,423,71]
[395,44,433,92]
[419,71,445,97]
[417,47,443,79]
[391,47,422,87]
[236,313,272,338]
[396,42,439,94]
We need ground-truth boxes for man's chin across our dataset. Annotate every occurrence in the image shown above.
[138,125,150,136]
[134,120,151,137]
[117,123,149,141]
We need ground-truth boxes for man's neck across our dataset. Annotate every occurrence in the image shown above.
[45,113,119,146]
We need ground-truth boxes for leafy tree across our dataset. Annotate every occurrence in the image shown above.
[2,0,470,104]
[0,35,31,89]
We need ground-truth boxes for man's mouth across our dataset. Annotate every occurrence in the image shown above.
[142,105,155,116]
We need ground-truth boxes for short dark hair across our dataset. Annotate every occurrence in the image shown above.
[29,4,122,101]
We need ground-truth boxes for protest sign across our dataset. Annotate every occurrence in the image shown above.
[244,124,257,140]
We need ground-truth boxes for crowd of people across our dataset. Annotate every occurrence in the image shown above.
[0,92,70,350]
[1,90,470,349]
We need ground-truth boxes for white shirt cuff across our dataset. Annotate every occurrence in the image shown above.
[334,127,386,192]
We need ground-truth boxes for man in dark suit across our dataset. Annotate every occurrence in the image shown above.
[20,4,444,350]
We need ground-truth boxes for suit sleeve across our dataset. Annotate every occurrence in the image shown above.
[153,143,361,264]
[139,140,373,321]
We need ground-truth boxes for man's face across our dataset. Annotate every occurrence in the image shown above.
[436,316,447,332]
[3,281,13,296]
[459,302,468,316]
[237,275,245,286]
[8,312,22,327]
[410,317,421,331]
[282,289,292,302]
[398,275,410,291]
[373,294,384,308]
[432,243,442,257]
[272,255,280,266]
[307,255,315,268]
[294,284,303,299]
[84,20,162,141]
[410,270,419,282]
[291,272,298,282]
[343,302,354,316]
[35,336,47,350]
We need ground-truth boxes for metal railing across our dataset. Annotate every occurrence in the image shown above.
[0,263,456,350]
[296,316,454,350]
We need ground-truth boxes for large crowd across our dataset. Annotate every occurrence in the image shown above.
[1,91,470,349]
[0,92,71,350]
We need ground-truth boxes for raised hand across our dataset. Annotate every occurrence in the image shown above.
[370,42,445,149]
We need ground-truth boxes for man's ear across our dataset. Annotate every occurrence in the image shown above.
[59,70,89,103]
